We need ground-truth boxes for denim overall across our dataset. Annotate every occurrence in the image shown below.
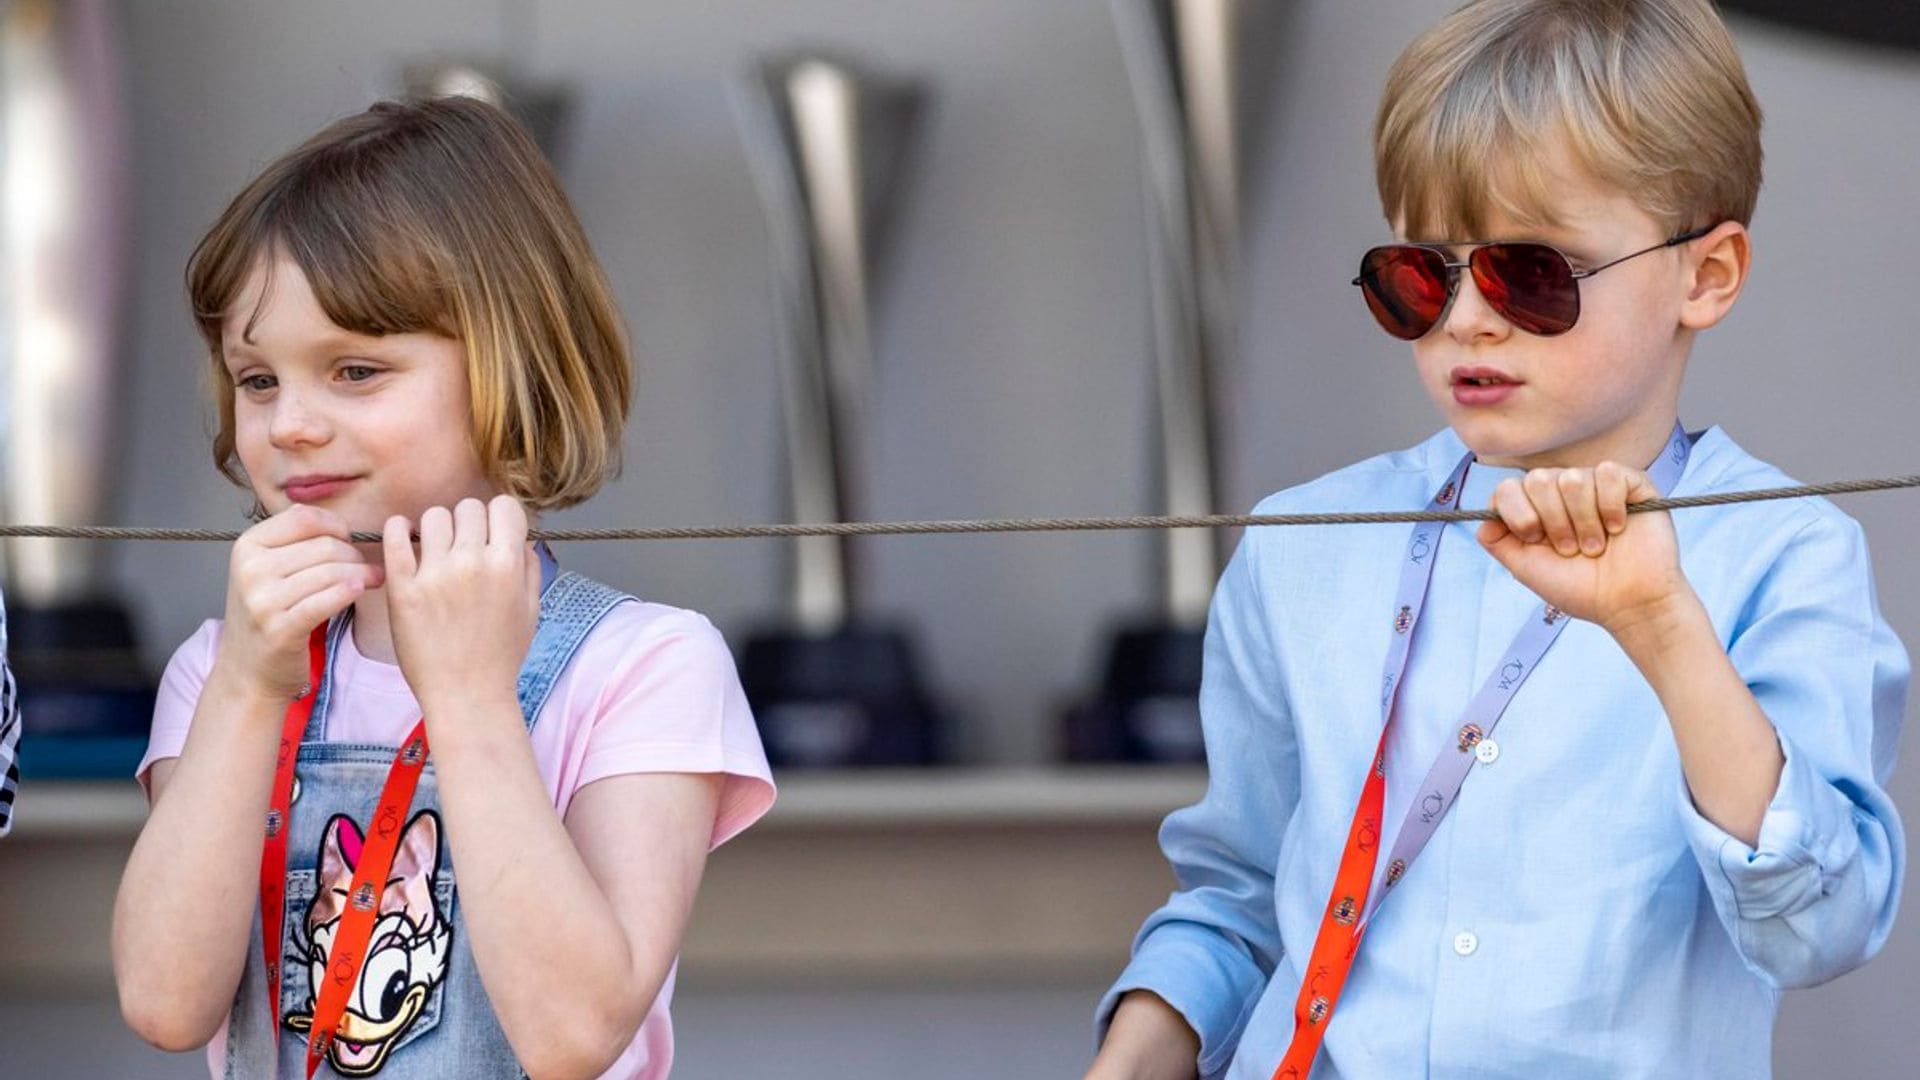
[222,558,631,1078]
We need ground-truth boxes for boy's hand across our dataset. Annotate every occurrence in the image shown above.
[1084,991,1201,1080]
[217,504,383,700]
[1476,462,1693,634]
[382,495,540,712]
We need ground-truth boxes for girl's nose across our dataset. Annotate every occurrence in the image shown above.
[267,387,331,448]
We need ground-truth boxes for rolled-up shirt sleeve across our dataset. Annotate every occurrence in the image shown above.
[1679,513,1907,989]
[1095,526,1299,1077]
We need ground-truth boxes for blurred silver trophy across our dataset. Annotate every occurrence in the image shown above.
[1068,0,1279,762]
[733,53,938,767]
[0,0,151,775]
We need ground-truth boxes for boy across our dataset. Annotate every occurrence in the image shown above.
[1086,2,1905,1077]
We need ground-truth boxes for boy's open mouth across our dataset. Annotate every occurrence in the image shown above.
[1449,366,1523,406]
[1449,366,1521,388]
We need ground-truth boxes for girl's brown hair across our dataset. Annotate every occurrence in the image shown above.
[187,96,631,511]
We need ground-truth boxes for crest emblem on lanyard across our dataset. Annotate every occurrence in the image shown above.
[1542,605,1565,626]
[1386,858,1407,887]
[1437,481,1456,505]
[1308,996,1331,1025]
[1457,723,1484,752]
[1331,895,1358,925]
[401,738,425,766]
[351,882,377,912]
[265,808,283,838]
[1394,606,1413,634]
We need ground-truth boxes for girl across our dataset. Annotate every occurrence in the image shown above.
[112,97,775,1079]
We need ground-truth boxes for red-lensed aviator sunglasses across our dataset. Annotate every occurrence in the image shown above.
[1352,225,1714,340]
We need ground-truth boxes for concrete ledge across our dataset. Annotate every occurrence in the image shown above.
[0,770,1200,991]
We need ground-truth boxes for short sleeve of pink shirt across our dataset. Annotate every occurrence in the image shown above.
[136,599,776,1079]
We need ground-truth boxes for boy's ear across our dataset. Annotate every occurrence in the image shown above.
[1679,220,1750,331]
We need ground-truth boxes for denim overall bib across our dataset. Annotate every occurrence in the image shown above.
[222,558,631,1078]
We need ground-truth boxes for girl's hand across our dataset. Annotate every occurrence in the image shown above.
[216,504,383,700]
[382,495,540,711]
[1476,462,1694,635]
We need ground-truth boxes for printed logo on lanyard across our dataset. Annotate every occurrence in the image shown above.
[1268,423,1693,1080]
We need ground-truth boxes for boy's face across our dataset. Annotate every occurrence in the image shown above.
[223,251,498,539]
[1402,163,1699,471]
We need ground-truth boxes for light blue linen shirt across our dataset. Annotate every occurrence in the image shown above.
[1098,425,1906,1079]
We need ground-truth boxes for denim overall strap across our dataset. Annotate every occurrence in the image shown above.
[514,571,633,728]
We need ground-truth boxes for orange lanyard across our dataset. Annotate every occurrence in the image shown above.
[259,626,431,1079]
[1268,735,1387,1079]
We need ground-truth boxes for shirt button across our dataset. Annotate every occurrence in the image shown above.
[1475,739,1500,765]
[1453,930,1479,957]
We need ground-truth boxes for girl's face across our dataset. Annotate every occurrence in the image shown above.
[224,251,497,535]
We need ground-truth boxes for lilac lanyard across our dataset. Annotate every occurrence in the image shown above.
[1359,422,1693,926]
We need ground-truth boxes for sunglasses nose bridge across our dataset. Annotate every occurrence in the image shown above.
[1427,252,1473,323]
[1439,254,1470,295]
[1437,250,1513,334]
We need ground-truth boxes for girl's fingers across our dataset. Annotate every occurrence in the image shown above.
[231,535,371,609]
[486,495,528,554]
[281,577,369,637]
[1523,470,1579,556]
[257,534,366,576]
[488,497,534,582]
[1555,469,1606,556]
[417,505,455,559]
[453,497,490,553]
[383,515,419,580]
[1491,478,1545,544]
[244,563,374,636]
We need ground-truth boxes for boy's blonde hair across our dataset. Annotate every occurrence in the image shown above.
[187,96,631,512]
[1375,0,1762,239]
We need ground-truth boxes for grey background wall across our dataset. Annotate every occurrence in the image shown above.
[24,0,1920,1075]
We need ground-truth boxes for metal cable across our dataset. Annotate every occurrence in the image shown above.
[2,474,1916,543]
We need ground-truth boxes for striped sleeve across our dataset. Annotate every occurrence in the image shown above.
[0,596,18,836]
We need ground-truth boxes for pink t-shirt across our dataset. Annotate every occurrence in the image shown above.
[137,600,776,1080]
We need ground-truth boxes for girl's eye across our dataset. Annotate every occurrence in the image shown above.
[341,364,379,383]
[237,374,275,393]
